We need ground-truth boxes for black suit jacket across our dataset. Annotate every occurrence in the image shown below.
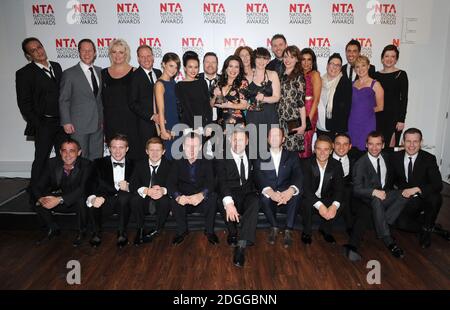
[15,61,63,136]
[342,63,376,81]
[341,148,364,186]
[254,149,303,194]
[391,150,442,198]
[129,67,162,139]
[129,157,171,193]
[167,158,215,199]
[325,76,352,133]
[216,154,257,200]
[353,152,394,202]
[302,156,344,206]
[88,156,134,197]
[32,157,92,205]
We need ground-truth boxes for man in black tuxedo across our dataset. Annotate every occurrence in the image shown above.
[216,128,260,267]
[129,137,171,245]
[342,39,376,82]
[167,133,218,245]
[392,128,449,248]
[16,37,67,191]
[348,131,407,260]
[198,52,220,122]
[86,134,134,248]
[301,135,344,245]
[32,138,91,246]
[130,45,162,159]
[266,34,287,78]
[332,133,363,230]
[254,127,302,248]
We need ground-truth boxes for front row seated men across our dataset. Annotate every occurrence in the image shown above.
[301,135,344,245]
[344,131,407,261]
[32,138,91,246]
[167,132,218,246]
[392,128,450,247]
[129,137,171,245]
[86,134,134,248]
[216,127,260,267]
[254,127,302,248]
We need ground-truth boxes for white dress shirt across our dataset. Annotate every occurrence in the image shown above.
[34,61,54,79]
[137,159,167,198]
[142,67,157,84]
[368,153,387,188]
[313,160,341,210]
[333,152,350,177]
[79,61,99,92]
[262,149,299,198]
[223,150,248,207]
[404,152,418,182]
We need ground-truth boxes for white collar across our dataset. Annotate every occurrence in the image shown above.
[79,61,94,72]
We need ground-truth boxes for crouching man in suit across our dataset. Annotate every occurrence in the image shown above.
[32,138,91,246]
[129,137,171,245]
[348,131,407,260]
[216,127,260,267]
[86,134,134,248]
[167,132,218,246]
[301,135,344,245]
[254,127,303,248]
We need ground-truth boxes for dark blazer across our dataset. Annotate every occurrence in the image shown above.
[129,157,171,193]
[88,156,134,197]
[342,63,376,81]
[325,76,352,133]
[352,152,394,202]
[167,158,215,199]
[216,153,257,200]
[32,157,92,205]
[391,150,443,198]
[302,156,344,206]
[129,67,162,140]
[342,148,364,186]
[15,61,63,136]
[254,149,303,194]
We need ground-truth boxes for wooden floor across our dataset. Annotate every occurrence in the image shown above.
[1,185,449,290]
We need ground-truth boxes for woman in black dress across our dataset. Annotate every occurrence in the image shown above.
[102,39,140,160]
[375,44,409,147]
[175,51,212,132]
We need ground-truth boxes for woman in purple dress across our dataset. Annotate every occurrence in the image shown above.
[348,56,384,151]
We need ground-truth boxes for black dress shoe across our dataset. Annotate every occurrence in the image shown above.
[301,232,312,245]
[433,224,450,241]
[205,232,219,245]
[419,229,431,249]
[342,244,362,262]
[319,230,336,244]
[387,243,404,258]
[134,228,151,246]
[268,227,279,245]
[283,229,293,248]
[117,232,128,248]
[36,228,61,245]
[172,231,188,246]
[72,231,86,247]
[227,234,238,247]
[233,247,245,267]
[89,234,101,247]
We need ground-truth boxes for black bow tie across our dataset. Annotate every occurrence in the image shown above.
[113,162,124,168]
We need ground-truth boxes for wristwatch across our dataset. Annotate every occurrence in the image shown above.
[59,197,64,205]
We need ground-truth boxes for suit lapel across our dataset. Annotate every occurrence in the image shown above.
[76,63,96,100]
[105,158,114,187]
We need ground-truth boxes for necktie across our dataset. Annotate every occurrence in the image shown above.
[349,66,354,81]
[113,162,124,168]
[42,67,56,81]
[148,71,155,84]
[89,67,99,97]
[407,157,413,183]
[339,158,342,162]
[239,157,246,185]
[377,158,382,188]
[148,165,158,215]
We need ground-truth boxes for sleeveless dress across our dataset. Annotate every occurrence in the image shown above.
[216,80,249,129]
[300,71,318,158]
[348,79,377,151]
[157,79,179,159]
